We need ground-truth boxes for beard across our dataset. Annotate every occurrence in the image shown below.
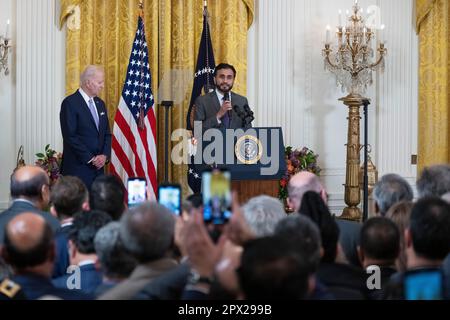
[217,83,233,93]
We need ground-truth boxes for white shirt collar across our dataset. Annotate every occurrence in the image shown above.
[215,89,231,104]
[79,88,94,105]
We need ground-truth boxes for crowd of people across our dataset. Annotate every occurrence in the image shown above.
[0,164,449,300]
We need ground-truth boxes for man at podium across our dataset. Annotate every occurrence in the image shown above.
[194,63,253,130]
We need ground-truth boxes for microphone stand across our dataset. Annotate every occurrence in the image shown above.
[161,101,174,183]
[362,99,370,222]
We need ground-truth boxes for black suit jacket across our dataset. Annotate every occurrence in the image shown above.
[194,91,252,131]
[0,200,60,244]
[60,90,112,189]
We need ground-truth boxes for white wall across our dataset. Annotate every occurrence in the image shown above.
[0,0,16,209]
[248,0,418,214]
[0,0,65,209]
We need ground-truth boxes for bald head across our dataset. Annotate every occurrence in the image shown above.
[3,213,54,270]
[287,172,326,212]
[6,213,47,251]
[11,166,49,203]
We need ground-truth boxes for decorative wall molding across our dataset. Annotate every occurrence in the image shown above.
[16,0,65,165]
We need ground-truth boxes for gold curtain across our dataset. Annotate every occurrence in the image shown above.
[60,0,254,195]
[416,0,450,172]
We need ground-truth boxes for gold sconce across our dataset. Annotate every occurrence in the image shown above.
[15,146,26,172]
[0,20,11,76]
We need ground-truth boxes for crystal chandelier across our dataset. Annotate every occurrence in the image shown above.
[322,1,387,95]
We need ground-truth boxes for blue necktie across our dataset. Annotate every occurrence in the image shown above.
[88,98,99,130]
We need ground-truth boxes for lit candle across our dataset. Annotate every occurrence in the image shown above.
[338,10,343,27]
[5,19,10,39]
[379,24,385,43]
[326,25,331,44]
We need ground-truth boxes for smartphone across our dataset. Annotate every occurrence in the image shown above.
[201,169,232,224]
[127,177,147,208]
[158,184,182,216]
[404,269,444,300]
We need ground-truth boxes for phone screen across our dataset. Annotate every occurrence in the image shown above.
[202,169,232,224]
[158,184,181,216]
[127,178,147,208]
[404,269,443,300]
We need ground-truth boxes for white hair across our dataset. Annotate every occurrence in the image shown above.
[242,195,287,237]
[80,65,104,86]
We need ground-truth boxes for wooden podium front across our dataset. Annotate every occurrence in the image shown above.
[231,179,280,204]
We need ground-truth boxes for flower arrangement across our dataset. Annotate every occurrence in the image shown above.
[278,146,322,202]
[35,144,62,185]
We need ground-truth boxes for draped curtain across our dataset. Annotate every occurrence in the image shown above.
[60,0,254,194]
[415,0,450,172]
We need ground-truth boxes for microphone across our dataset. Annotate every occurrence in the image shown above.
[223,92,232,120]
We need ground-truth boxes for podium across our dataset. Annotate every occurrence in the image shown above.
[193,127,286,204]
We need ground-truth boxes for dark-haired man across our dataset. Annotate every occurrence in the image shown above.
[358,217,400,299]
[384,198,450,299]
[90,175,126,221]
[0,166,60,244]
[49,176,90,278]
[194,63,252,130]
[52,210,111,295]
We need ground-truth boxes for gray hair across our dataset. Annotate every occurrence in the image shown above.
[417,164,450,198]
[120,202,175,263]
[80,65,104,86]
[94,222,137,278]
[274,215,322,273]
[242,196,286,237]
[373,174,414,216]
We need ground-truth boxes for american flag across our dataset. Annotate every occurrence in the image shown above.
[111,16,157,198]
[186,7,216,193]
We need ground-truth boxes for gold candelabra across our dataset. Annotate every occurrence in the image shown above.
[0,20,11,76]
[322,1,386,221]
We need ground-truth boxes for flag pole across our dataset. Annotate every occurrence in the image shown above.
[137,0,145,130]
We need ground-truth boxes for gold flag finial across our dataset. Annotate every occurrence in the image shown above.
[139,0,144,10]
[204,0,208,9]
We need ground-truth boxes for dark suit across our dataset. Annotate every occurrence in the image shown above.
[60,90,112,189]
[194,91,252,131]
[52,224,71,279]
[0,200,60,244]
[335,219,362,267]
[12,273,91,300]
[317,262,369,300]
[52,263,103,296]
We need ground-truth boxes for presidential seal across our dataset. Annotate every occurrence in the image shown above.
[235,135,263,165]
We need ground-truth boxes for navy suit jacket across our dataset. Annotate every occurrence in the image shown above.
[60,90,112,189]
[13,274,91,300]
[52,225,71,279]
[53,263,103,296]
[0,200,60,244]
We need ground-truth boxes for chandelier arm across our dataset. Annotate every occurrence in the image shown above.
[325,55,339,69]
[368,55,385,69]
